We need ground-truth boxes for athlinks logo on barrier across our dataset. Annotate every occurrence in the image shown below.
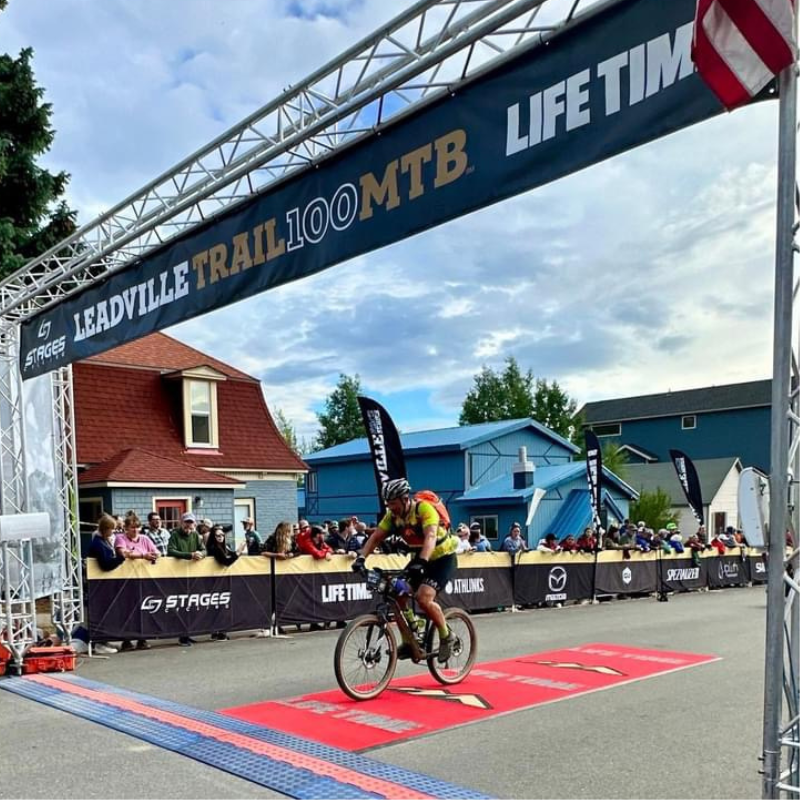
[444,577,485,595]
[546,566,567,602]
[140,592,231,613]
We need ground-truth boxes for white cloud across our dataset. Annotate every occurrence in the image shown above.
[1,0,779,442]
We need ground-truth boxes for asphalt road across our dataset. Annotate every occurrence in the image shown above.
[0,586,768,799]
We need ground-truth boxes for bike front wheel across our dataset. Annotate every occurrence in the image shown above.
[334,614,398,701]
[426,607,477,685]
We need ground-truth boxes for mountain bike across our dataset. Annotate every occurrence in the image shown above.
[333,565,477,701]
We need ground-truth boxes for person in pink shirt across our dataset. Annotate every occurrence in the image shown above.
[114,513,157,652]
[115,514,159,563]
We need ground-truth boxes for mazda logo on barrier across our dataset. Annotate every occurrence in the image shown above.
[622,567,632,585]
[548,567,567,592]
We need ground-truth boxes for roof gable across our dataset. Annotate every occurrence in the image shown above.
[305,417,579,463]
[625,458,741,506]
[580,379,771,424]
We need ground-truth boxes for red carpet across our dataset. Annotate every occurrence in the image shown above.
[221,643,719,751]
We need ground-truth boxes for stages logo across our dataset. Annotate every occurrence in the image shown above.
[140,591,231,614]
[546,566,567,602]
[23,319,67,373]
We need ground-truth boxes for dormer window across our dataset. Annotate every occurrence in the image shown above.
[165,364,226,451]
[187,380,215,446]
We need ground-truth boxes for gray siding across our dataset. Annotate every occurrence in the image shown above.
[108,488,236,526]
[236,480,298,536]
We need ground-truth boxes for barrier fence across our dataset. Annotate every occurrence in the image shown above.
[85,548,768,641]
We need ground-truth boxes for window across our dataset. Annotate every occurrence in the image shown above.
[79,498,103,534]
[471,515,499,540]
[183,379,218,448]
[713,511,726,536]
[155,498,188,530]
[682,415,697,430]
[593,423,621,437]
[306,471,318,493]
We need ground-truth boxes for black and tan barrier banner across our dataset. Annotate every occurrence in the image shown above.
[86,548,766,639]
[706,552,748,588]
[86,557,272,639]
[594,551,658,595]
[659,555,708,593]
[513,552,596,606]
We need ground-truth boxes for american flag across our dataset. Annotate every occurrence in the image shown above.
[692,0,797,109]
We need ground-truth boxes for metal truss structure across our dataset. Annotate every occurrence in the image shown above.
[0,2,795,794]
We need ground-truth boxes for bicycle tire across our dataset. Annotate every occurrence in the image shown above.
[425,607,477,685]
[334,614,398,701]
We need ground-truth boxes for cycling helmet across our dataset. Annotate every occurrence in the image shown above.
[383,478,411,501]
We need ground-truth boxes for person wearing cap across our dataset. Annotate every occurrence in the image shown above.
[455,523,472,554]
[167,513,206,561]
[167,513,206,647]
[241,517,262,555]
[326,519,349,553]
[501,522,528,554]
[468,521,492,552]
[197,517,214,546]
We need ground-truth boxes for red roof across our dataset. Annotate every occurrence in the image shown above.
[81,332,254,381]
[79,448,242,485]
[74,333,307,473]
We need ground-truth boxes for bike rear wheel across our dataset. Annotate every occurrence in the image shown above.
[334,614,398,701]
[426,607,477,685]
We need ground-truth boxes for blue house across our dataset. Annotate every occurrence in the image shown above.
[303,418,637,548]
[579,379,771,473]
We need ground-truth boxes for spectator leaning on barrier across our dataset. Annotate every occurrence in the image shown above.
[242,517,262,554]
[537,532,561,553]
[142,511,170,556]
[297,524,333,560]
[576,527,597,554]
[455,524,472,554]
[205,525,246,641]
[168,513,206,561]
[326,519,348,553]
[263,521,296,559]
[347,521,368,553]
[197,518,214,546]
[559,534,578,553]
[87,514,125,656]
[501,522,528,554]
[469,521,492,552]
[114,513,158,652]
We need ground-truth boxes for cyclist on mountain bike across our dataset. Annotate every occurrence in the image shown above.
[352,478,458,662]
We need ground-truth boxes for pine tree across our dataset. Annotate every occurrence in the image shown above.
[315,374,364,450]
[0,41,77,280]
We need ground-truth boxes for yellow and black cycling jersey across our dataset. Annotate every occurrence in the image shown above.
[377,500,458,560]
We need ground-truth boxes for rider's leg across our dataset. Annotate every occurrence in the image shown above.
[415,584,448,636]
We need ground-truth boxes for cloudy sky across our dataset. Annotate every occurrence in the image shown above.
[1,0,778,444]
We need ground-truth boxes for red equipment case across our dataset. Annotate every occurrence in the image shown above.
[22,646,76,674]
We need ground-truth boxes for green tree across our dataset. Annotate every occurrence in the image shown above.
[532,377,578,441]
[575,437,630,481]
[459,358,579,440]
[629,488,677,531]
[0,42,77,280]
[315,373,364,450]
[273,408,299,455]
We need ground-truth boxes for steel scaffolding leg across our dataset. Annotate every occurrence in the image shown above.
[49,366,82,641]
[763,55,800,798]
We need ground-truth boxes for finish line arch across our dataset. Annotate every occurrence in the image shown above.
[0,0,795,796]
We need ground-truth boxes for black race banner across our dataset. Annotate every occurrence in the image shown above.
[86,557,272,640]
[585,430,603,535]
[438,553,514,613]
[707,553,747,588]
[20,0,733,377]
[669,449,705,525]
[357,396,407,511]
[748,553,768,584]
[513,553,596,606]
[659,556,708,593]
[594,552,658,595]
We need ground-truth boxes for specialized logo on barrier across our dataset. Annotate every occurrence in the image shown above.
[22,319,67,373]
[546,566,568,602]
[755,561,766,575]
[444,577,485,595]
[140,591,231,613]
[391,687,492,709]
[666,567,700,582]
[718,562,740,580]
[621,567,632,585]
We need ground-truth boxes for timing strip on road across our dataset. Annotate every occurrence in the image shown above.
[0,673,488,800]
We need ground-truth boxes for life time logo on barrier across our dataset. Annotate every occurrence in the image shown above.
[546,566,568,602]
[321,582,372,603]
[140,591,231,614]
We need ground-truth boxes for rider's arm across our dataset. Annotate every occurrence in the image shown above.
[418,524,438,562]
[360,517,391,557]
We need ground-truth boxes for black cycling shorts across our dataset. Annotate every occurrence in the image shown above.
[420,553,457,593]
